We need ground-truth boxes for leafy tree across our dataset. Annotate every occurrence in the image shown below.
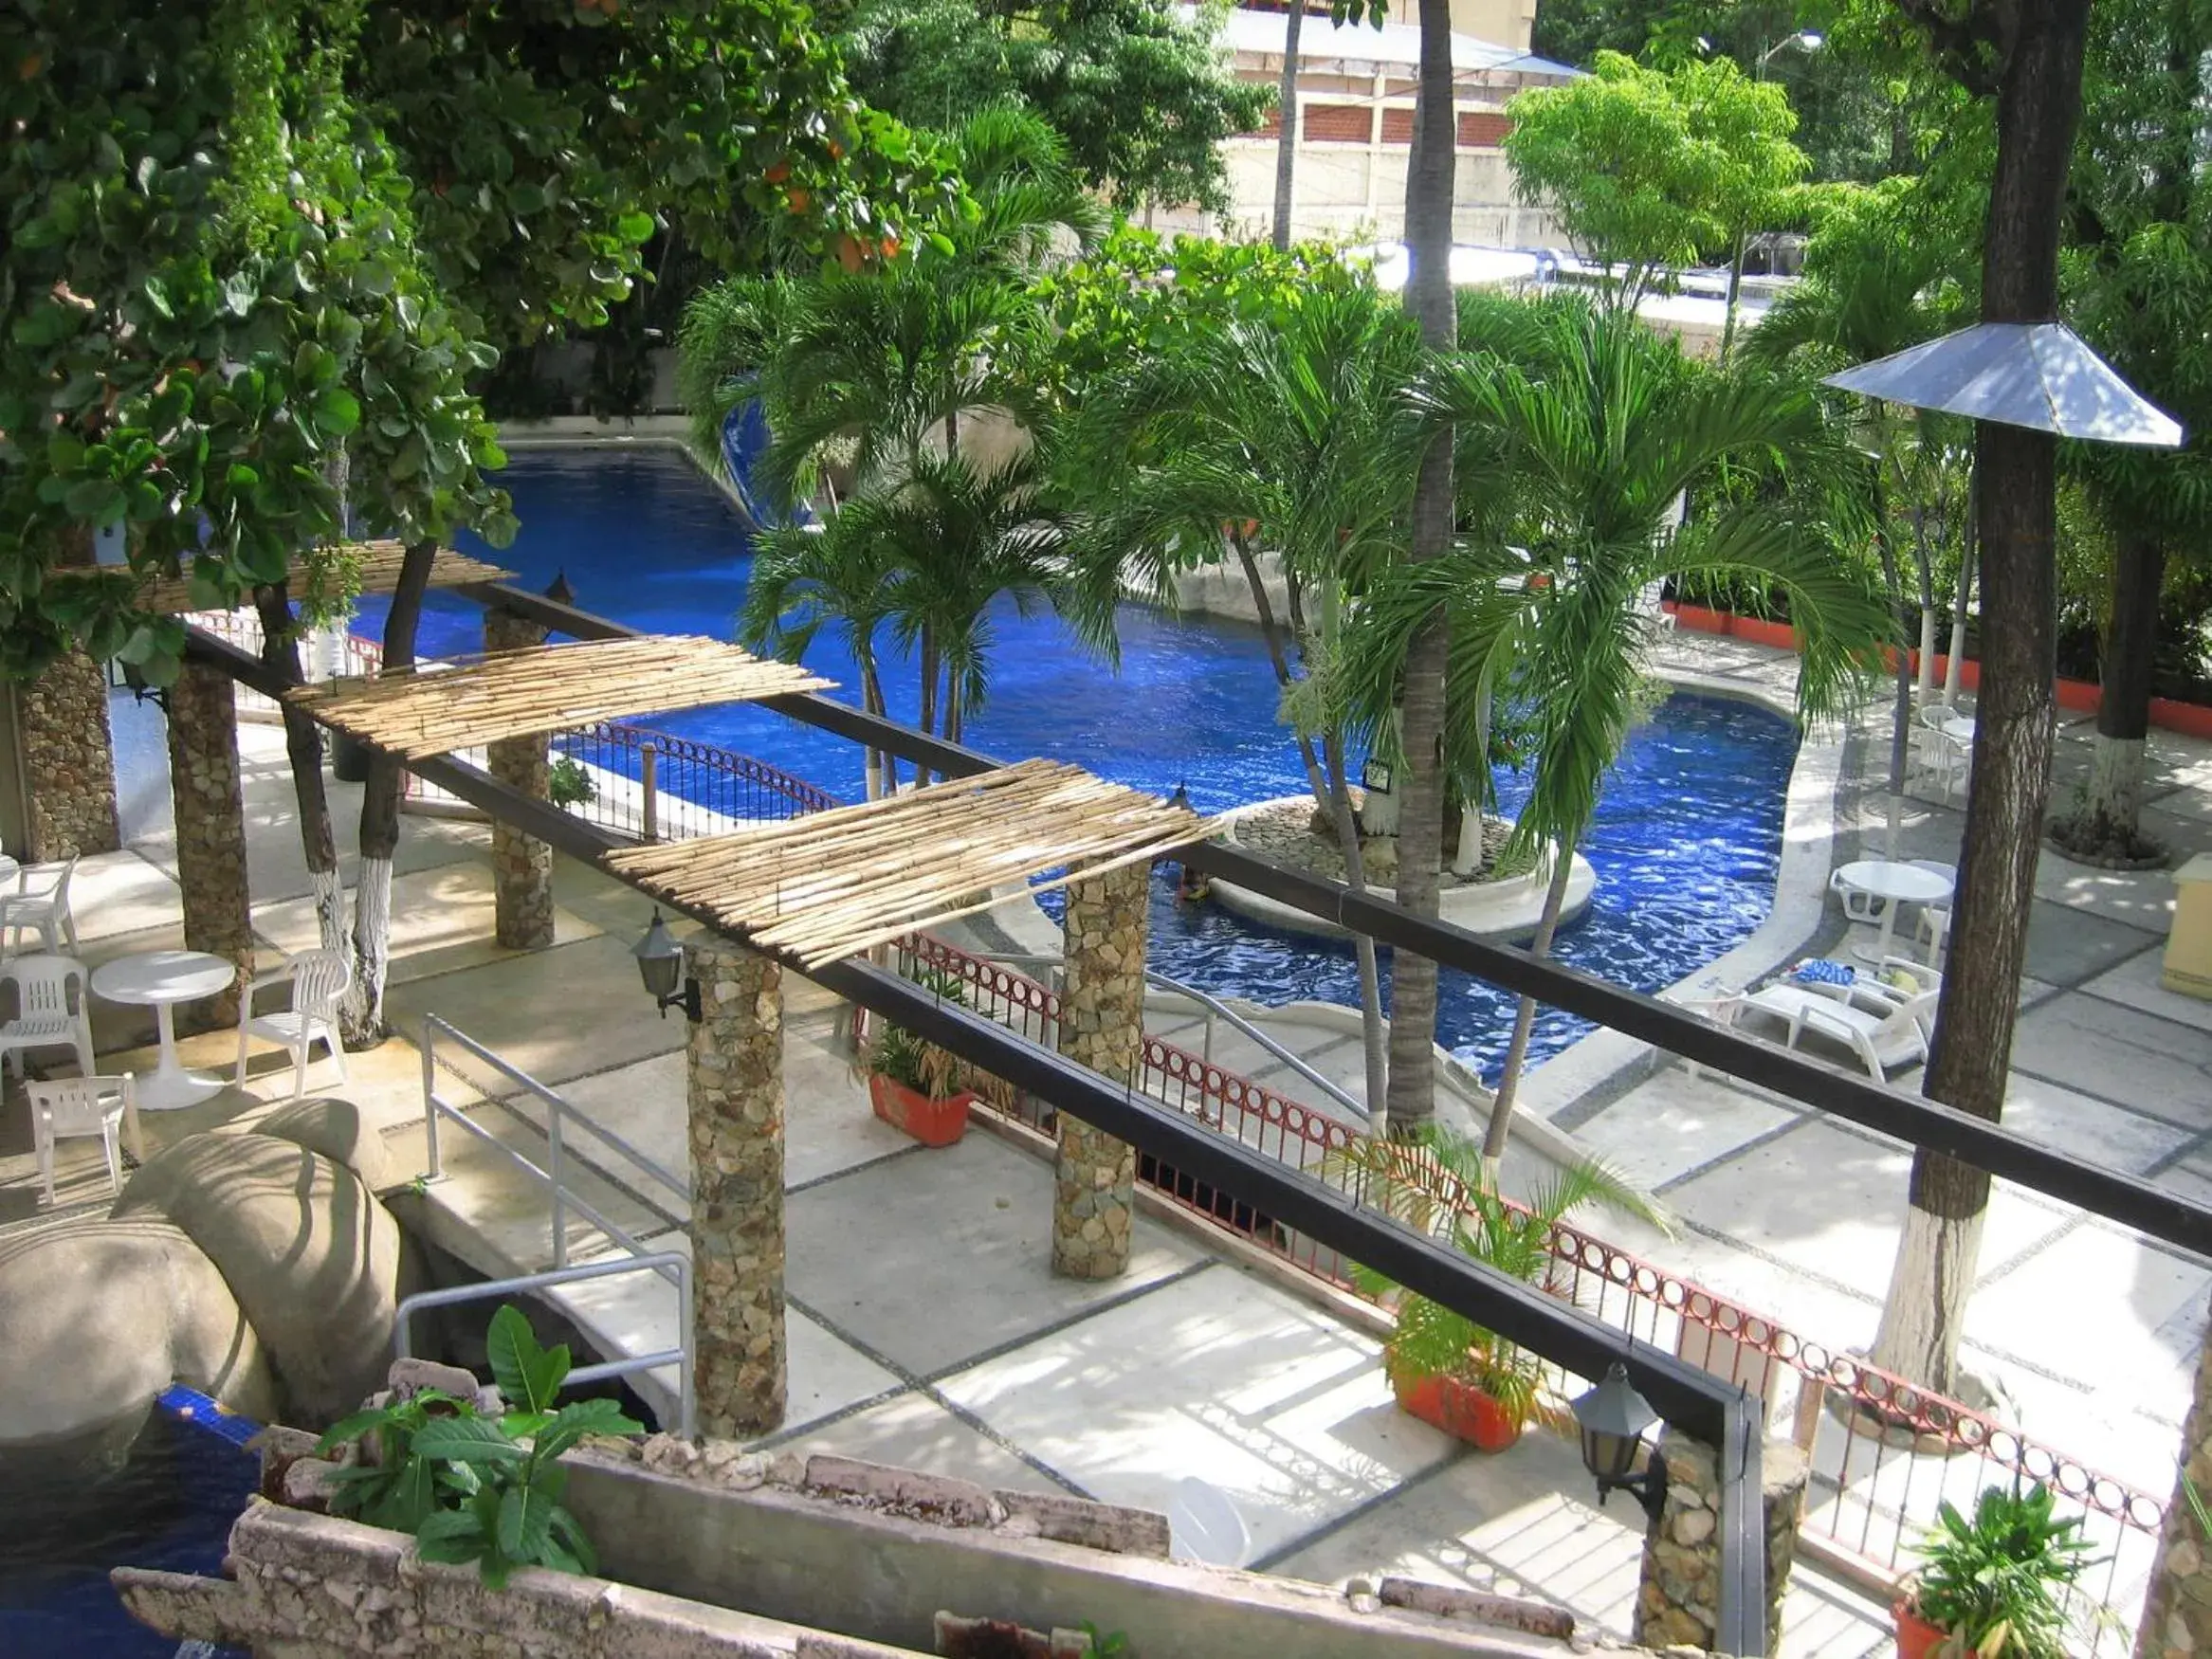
[1501,49,1809,337]
[824,0,1270,215]
[1067,280,1424,1127]
[2049,0,2212,860]
[1344,297,1888,1160]
[1864,0,2096,1398]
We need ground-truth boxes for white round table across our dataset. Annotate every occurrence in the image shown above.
[1834,858,1953,965]
[92,950,238,1110]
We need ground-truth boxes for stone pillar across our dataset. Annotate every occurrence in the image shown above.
[483,609,554,950]
[165,660,253,1030]
[686,932,786,1438]
[19,647,120,861]
[2136,1320,2212,1659]
[1634,1430,1809,1654]
[1051,859,1149,1281]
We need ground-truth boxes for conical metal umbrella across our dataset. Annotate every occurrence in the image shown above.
[1820,321,2184,447]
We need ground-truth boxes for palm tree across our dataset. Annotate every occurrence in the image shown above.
[1347,297,1891,1166]
[1066,283,1428,1127]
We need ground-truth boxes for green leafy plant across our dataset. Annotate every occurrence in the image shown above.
[850,968,975,1100]
[547,756,598,810]
[316,1305,643,1588]
[1079,1619,1130,1656]
[1905,1483,2101,1659]
[1329,1125,1665,1436]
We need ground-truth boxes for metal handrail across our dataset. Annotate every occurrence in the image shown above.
[971,949,1368,1121]
[392,1254,695,1440]
[422,1014,689,1264]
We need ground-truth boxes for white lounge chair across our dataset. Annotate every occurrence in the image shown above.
[1717,968,1935,1081]
[0,953,95,1081]
[235,949,351,1101]
[27,1074,142,1206]
[0,853,79,960]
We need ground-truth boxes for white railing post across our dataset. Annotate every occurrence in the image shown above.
[421,1019,443,1181]
[640,742,659,843]
[548,1098,568,1270]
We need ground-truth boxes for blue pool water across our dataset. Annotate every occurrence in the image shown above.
[360,448,1798,1079]
[0,1401,257,1656]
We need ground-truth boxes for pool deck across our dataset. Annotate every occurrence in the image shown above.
[3,630,2205,1654]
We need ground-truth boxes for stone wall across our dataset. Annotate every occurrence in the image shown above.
[2136,1321,2212,1659]
[166,659,253,1030]
[686,933,787,1437]
[1051,860,1149,1281]
[1633,1431,1807,1653]
[18,647,119,861]
[484,609,555,950]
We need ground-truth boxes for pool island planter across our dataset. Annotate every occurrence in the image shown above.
[1391,1371,1525,1454]
[868,1072,974,1148]
[1664,600,2212,739]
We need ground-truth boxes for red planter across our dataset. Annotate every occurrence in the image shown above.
[1392,1371,1524,1453]
[1892,1600,1947,1659]
[868,1073,973,1147]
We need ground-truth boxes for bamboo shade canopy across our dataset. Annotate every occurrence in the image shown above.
[285,634,834,758]
[604,758,1214,967]
[59,541,515,615]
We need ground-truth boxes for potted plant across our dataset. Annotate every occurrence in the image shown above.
[851,971,982,1148]
[1331,1126,1663,1454]
[1893,1484,2099,1659]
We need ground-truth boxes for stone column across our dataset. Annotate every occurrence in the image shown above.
[686,932,786,1438]
[165,660,253,1031]
[19,647,120,861]
[1634,1430,1809,1654]
[2136,1321,2212,1659]
[1051,859,1149,1281]
[483,609,554,950]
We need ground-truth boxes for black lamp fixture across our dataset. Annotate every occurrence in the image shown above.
[632,909,702,1022]
[120,659,169,712]
[1572,1360,1669,1522]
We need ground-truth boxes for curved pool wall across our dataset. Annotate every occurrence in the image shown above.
[358,447,1801,1082]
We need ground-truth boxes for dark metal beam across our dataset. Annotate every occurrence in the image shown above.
[438,584,2212,1263]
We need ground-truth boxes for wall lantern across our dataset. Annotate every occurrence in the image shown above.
[1571,1361,1669,1522]
[632,909,702,1022]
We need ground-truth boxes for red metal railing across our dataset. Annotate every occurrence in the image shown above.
[892,932,2163,1652]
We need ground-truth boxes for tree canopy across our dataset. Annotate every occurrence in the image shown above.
[821,0,1271,214]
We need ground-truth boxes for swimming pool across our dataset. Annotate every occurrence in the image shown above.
[360,447,1799,1079]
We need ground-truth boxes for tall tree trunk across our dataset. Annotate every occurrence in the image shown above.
[254,584,347,957]
[1720,230,1747,363]
[343,538,436,1045]
[1271,2,1305,251]
[1944,513,1976,707]
[1232,538,1390,1124]
[1913,504,1940,705]
[1875,488,1914,857]
[1384,0,1459,1142]
[1869,0,2091,1395]
[2071,525,2166,853]
[1480,835,1579,1165]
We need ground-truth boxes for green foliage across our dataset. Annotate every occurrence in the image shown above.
[1,0,951,684]
[546,757,597,811]
[1330,1124,1663,1432]
[315,1305,644,1589]
[1907,1484,2100,1659]
[851,969,970,1098]
[1503,51,1809,305]
[829,0,1270,215]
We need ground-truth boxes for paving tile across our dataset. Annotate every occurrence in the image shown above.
[768,1390,1064,1494]
[2080,942,2212,1037]
[2022,899,2167,987]
[1573,1068,1800,1192]
[1998,1072,2196,1176]
[251,859,601,984]
[2033,848,2178,940]
[2008,992,2212,1131]
[46,848,184,945]
[936,1264,1457,1561]
[786,1131,1201,1378]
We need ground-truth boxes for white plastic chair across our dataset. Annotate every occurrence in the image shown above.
[1715,972,1934,1081]
[1168,1477,1251,1568]
[28,1074,141,1206]
[1908,860,1957,966]
[235,949,351,1101]
[0,953,95,1081]
[0,853,79,960]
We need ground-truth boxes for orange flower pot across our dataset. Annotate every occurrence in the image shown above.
[1392,1370,1524,1453]
[868,1073,973,1148]
[1892,1600,1947,1659]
